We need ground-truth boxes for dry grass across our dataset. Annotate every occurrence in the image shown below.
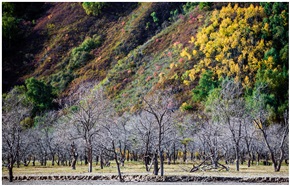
[2,160,289,178]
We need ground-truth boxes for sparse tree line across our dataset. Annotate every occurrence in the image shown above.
[2,80,288,182]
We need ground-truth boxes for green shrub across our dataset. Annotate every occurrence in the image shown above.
[169,9,179,22]
[150,12,159,23]
[180,102,193,111]
[182,2,198,13]
[72,35,102,55]
[192,70,218,102]
[69,51,92,70]
[199,2,212,10]
[2,15,20,45]
[82,2,108,16]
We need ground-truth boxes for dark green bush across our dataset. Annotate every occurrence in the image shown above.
[192,70,218,102]
[25,77,56,115]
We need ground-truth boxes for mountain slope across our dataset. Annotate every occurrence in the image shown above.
[3,2,288,117]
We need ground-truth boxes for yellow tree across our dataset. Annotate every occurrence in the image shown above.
[182,3,273,88]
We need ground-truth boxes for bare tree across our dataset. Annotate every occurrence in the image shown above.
[142,91,175,176]
[98,113,128,182]
[115,113,131,167]
[66,86,110,172]
[130,111,157,171]
[206,79,246,171]
[250,84,289,172]
[2,86,32,182]
[70,142,78,169]
[32,111,59,166]
[241,118,257,167]
[54,114,82,167]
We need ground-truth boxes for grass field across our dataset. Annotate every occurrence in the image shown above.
[2,160,289,178]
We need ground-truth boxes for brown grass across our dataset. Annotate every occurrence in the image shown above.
[2,160,289,178]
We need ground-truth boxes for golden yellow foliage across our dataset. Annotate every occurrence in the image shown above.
[183,80,191,86]
[180,48,192,60]
[189,36,195,44]
[181,3,275,87]
[169,62,178,69]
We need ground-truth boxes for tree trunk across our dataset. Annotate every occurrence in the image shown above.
[71,159,76,170]
[52,154,55,166]
[190,152,194,161]
[240,151,245,165]
[44,154,47,166]
[71,154,77,170]
[126,150,130,162]
[275,146,285,172]
[96,155,99,165]
[144,154,150,171]
[247,151,252,167]
[134,151,138,161]
[16,159,20,168]
[84,155,88,165]
[112,141,123,182]
[173,143,176,165]
[160,149,164,176]
[56,154,60,166]
[257,152,260,165]
[80,155,82,165]
[235,145,240,171]
[247,158,251,168]
[167,151,171,165]
[153,150,158,175]
[100,154,104,169]
[32,156,35,166]
[130,152,133,161]
[275,125,288,172]
[183,144,187,163]
[211,156,218,169]
[119,140,125,167]
[88,147,93,173]
[8,164,13,182]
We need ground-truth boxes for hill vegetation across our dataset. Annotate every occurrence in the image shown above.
[2,2,289,182]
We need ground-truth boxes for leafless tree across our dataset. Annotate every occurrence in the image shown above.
[250,84,289,171]
[172,112,200,164]
[130,111,157,171]
[115,113,131,166]
[31,111,59,166]
[241,118,257,167]
[98,113,127,182]
[65,86,110,172]
[54,114,82,167]
[193,111,229,171]
[142,91,175,176]
[206,79,246,171]
[2,87,32,182]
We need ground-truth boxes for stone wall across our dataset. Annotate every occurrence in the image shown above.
[2,175,289,183]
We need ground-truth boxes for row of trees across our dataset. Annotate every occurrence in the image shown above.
[2,80,288,182]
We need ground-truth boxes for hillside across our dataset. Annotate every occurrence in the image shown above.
[3,2,288,116]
